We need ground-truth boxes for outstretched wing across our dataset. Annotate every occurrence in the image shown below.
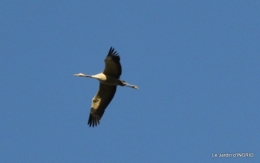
[103,47,122,78]
[88,83,117,127]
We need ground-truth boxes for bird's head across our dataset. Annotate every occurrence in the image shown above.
[74,73,87,77]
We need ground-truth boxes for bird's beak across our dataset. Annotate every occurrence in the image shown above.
[74,73,84,77]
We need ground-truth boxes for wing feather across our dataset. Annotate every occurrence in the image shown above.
[103,47,122,78]
[88,83,117,127]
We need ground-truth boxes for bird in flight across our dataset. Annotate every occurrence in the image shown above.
[74,47,138,127]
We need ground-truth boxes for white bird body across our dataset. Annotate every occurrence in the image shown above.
[74,47,138,127]
[92,73,122,85]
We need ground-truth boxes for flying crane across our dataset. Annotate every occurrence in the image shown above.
[74,47,138,127]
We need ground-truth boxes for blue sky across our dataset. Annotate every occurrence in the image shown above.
[1,1,259,163]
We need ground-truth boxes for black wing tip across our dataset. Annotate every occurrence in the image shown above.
[108,46,120,61]
[88,113,101,127]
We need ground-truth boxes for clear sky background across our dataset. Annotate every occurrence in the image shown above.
[1,1,259,163]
